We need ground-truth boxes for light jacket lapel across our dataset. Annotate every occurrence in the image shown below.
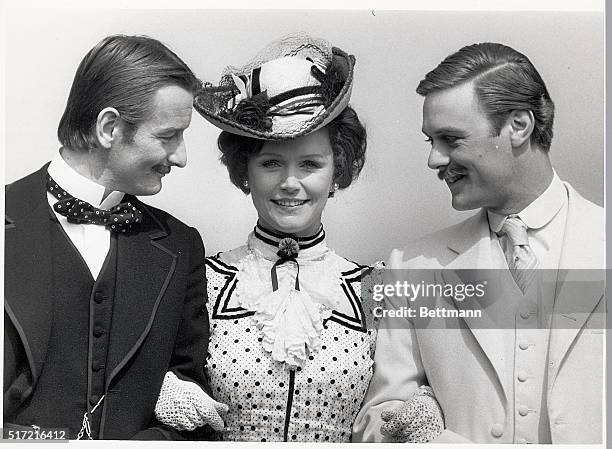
[4,165,54,386]
[547,183,605,388]
[443,210,513,400]
[105,199,177,387]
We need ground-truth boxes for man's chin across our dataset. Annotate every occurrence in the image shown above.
[450,194,480,211]
[132,182,163,196]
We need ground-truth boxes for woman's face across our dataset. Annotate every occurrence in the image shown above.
[247,128,335,237]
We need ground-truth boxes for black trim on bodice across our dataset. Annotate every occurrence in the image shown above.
[206,225,371,331]
[206,256,252,320]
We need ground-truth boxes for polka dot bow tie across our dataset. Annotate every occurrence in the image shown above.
[46,174,143,233]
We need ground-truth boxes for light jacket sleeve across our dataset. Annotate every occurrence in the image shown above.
[352,263,426,442]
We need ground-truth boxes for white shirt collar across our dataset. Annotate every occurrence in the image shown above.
[47,150,125,209]
[488,170,566,233]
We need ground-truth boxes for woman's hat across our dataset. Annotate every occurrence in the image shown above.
[194,33,355,140]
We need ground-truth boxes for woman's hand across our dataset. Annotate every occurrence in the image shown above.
[380,385,444,442]
[155,371,229,431]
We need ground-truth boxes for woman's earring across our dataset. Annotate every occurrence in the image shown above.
[243,180,249,188]
[329,182,339,197]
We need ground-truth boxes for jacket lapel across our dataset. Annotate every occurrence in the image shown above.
[105,199,177,387]
[4,165,54,385]
[6,169,182,391]
[443,210,513,401]
[547,183,605,388]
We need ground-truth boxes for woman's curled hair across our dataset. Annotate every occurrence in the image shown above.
[217,105,367,195]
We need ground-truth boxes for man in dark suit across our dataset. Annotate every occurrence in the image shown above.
[4,35,214,440]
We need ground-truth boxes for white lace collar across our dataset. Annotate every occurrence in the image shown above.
[234,224,345,368]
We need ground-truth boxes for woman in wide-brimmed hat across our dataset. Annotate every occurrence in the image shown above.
[154,33,443,442]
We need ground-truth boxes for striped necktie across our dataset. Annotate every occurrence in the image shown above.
[500,215,538,293]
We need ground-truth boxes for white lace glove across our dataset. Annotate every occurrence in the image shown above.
[380,386,444,443]
[155,371,229,431]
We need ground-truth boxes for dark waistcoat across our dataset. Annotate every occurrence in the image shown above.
[13,217,118,439]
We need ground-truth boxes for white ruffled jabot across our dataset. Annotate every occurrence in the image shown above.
[234,224,345,368]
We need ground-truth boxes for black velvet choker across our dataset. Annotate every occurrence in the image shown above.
[252,222,325,292]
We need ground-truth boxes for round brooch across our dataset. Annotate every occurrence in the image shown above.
[277,238,299,259]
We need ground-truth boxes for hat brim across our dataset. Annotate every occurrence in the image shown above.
[194,47,354,140]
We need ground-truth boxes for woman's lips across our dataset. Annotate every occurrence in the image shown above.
[272,199,309,207]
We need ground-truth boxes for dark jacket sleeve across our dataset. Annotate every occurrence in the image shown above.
[170,227,210,388]
[133,227,215,440]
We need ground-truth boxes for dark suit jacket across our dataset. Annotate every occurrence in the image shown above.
[4,164,213,440]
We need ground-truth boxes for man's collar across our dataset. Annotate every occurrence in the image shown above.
[47,150,125,209]
[487,170,566,233]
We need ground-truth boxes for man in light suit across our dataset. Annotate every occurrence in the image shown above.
[353,43,604,444]
[4,35,215,440]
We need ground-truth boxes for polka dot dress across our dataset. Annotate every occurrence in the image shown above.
[205,244,380,442]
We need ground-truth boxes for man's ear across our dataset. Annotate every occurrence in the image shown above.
[508,109,535,148]
[96,107,121,149]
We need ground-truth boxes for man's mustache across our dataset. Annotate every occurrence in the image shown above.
[437,164,466,181]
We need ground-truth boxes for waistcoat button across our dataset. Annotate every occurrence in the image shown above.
[490,423,504,438]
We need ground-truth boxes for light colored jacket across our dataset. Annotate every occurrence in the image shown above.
[352,183,604,444]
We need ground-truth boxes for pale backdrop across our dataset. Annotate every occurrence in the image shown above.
[4,9,604,263]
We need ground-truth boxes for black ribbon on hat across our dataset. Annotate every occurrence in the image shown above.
[46,173,143,233]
